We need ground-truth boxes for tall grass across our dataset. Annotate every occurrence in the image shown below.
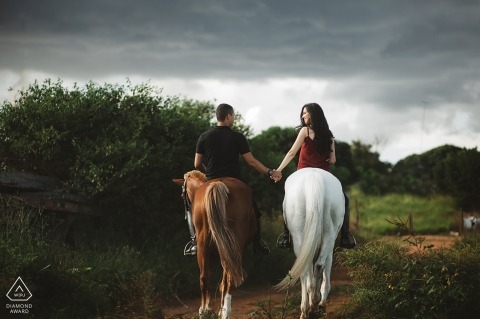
[0,194,165,318]
[349,186,457,240]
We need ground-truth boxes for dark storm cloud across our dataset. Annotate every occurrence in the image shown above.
[2,0,480,115]
[3,0,478,81]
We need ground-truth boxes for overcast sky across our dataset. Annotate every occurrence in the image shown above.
[1,0,479,163]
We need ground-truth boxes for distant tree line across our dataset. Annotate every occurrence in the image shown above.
[1,80,478,249]
[244,128,479,214]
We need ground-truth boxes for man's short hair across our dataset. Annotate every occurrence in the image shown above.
[216,103,234,121]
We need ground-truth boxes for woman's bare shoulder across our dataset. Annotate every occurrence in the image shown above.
[298,126,308,136]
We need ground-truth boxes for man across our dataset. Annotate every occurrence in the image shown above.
[184,103,281,256]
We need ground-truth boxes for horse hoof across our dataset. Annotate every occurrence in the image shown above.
[307,306,326,319]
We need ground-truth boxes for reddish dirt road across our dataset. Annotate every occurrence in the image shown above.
[162,235,459,318]
[162,265,351,319]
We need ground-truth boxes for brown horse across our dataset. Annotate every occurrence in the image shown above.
[173,170,256,318]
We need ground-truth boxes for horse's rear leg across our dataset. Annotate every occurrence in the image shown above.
[198,242,214,316]
[198,267,212,316]
[319,252,333,308]
[219,271,232,319]
[302,267,324,319]
[308,244,335,317]
[300,273,310,319]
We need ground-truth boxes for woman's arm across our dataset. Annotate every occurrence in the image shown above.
[276,127,308,172]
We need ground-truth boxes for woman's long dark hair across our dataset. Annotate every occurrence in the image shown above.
[297,103,334,156]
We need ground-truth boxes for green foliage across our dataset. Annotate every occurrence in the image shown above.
[350,186,456,240]
[392,145,462,195]
[351,140,391,195]
[0,79,215,248]
[348,143,480,210]
[0,195,175,318]
[249,290,301,319]
[0,196,47,278]
[330,140,359,187]
[349,142,480,211]
[243,126,297,216]
[392,145,480,209]
[340,231,480,319]
[442,147,480,210]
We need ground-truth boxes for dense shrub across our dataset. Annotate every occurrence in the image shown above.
[442,148,480,211]
[340,235,480,319]
[0,79,214,249]
[0,194,168,318]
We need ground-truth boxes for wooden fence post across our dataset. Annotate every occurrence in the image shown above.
[354,198,360,230]
[460,209,464,234]
[407,213,413,232]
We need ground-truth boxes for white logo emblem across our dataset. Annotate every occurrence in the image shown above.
[6,277,32,301]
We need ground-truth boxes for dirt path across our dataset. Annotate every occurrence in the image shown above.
[162,265,351,319]
[161,235,460,318]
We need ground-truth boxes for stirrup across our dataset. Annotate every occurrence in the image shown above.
[184,241,197,256]
[276,232,292,249]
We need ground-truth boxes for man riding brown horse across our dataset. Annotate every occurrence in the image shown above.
[183,103,281,256]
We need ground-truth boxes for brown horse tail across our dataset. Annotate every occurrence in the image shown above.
[205,181,245,287]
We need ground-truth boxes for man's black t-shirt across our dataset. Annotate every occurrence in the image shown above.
[196,126,250,180]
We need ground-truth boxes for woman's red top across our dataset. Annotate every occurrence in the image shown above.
[297,134,330,171]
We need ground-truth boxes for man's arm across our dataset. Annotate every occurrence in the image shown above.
[194,153,206,173]
[242,152,281,179]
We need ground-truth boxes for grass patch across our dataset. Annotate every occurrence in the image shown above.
[349,186,457,241]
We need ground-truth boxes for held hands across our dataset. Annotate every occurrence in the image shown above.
[269,169,282,182]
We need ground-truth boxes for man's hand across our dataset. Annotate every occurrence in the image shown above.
[270,169,282,182]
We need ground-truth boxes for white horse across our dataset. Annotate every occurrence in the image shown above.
[275,167,345,319]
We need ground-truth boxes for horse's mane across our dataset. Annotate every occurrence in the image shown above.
[185,170,207,181]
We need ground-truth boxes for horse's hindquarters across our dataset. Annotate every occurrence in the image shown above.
[279,168,344,317]
[192,176,256,319]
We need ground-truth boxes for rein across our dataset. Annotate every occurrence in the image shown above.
[182,178,192,217]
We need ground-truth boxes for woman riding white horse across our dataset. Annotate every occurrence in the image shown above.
[274,102,356,249]
[275,167,345,318]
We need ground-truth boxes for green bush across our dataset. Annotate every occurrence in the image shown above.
[0,79,215,250]
[0,195,166,318]
[340,234,480,319]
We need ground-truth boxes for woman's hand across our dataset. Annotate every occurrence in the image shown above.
[271,169,282,182]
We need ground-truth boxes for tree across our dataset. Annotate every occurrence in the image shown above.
[0,79,215,248]
[330,140,359,187]
[351,140,391,194]
[393,145,461,195]
[443,148,480,211]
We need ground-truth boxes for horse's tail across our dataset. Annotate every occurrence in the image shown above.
[275,172,324,290]
[205,181,245,287]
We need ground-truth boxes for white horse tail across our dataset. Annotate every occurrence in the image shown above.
[275,171,324,290]
[204,181,245,287]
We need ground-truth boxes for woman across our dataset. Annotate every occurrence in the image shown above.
[275,103,356,249]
